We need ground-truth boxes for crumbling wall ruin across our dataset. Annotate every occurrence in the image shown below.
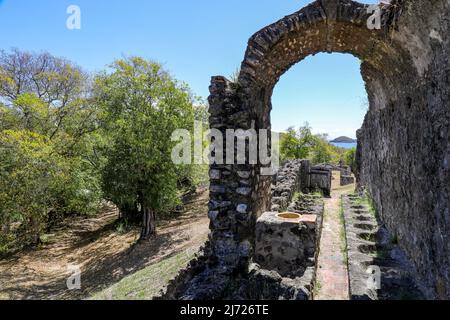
[271,160,303,212]
[357,0,449,299]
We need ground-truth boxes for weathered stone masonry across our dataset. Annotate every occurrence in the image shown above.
[164,0,449,299]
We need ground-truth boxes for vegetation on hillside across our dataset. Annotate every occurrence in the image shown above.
[0,49,356,255]
[0,50,207,254]
[280,122,357,167]
[330,136,357,143]
[0,49,101,252]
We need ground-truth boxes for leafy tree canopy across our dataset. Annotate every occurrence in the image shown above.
[94,57,196,239]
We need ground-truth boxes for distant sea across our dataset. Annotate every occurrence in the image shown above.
[331,142,357,149]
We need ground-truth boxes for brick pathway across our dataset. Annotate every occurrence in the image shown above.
[314,172,352,300]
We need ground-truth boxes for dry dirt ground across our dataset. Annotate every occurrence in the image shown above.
[0,189,210,300]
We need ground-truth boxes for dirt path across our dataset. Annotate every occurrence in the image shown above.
[314,172,354,300]
[0,189,210,300]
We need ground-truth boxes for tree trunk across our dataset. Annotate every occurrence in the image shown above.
[30,216,41,245]
[140,206,156,240]
[119,202,141,224]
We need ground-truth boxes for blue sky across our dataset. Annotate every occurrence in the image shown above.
[0,0,378,138]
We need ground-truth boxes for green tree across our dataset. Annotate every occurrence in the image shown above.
[310,134,332,164]
[344,147,357,173]
[0,49,101,250]
[280,123,315,161]
[177,101,210,192]
[310,133,345,165]
[0,130,68,246]
[94,57,195,239]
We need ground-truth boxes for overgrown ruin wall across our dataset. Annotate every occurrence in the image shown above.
[357,0,449,299]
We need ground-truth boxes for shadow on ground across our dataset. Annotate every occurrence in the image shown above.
[0,189,209,300]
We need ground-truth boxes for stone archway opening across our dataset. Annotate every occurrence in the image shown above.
[262,51,369,299]
[270,51,368,152]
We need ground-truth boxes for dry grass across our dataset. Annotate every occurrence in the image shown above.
[0,189,209,300]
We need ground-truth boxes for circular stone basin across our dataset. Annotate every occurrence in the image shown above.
[277,212,301,220]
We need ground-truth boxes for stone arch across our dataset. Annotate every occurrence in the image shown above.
[171,0,448,300]
[207,0,414,272]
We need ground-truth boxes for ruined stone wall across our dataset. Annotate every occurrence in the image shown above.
[309,167,332,196]
[357,0,449,299]
[271,160,303,212]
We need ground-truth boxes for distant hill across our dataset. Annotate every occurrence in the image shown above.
[330,136,357,143]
